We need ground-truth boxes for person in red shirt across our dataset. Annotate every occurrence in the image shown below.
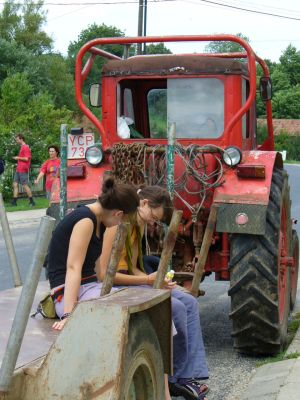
[34,145,60,199]
[12,134,35,206]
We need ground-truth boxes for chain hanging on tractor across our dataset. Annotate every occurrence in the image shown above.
[111,142,226,270]
[111,143,225,216]
[111,143,147,185]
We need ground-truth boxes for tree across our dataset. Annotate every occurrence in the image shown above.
[279,44,300,86]
[0,0,20,41]
[67,23,125,92]
[0,72,72,165]
[271,85,300,119]
[0,0,52,54]
[25,53,77,112]
[204,33,250,53]
[270,68,291,94]
[0,38,31,82]
[146,43,172,55]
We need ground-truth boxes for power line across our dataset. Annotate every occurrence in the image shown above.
[48,4,92,21]
[213,0,300,16]
[1,0,300,21]
[184,0,300,21]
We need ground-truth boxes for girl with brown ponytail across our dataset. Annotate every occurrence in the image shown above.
[48,178,139,331]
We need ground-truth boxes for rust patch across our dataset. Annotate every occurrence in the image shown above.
[102,55,247,77]
[214,192,268,204]
[80,379,115,399]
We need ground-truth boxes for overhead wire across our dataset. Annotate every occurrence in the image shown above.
[1,0,300,22]
[182,0,300,21]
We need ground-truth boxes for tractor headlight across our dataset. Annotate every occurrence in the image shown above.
[222,146,242,166]
[85,145,103,166]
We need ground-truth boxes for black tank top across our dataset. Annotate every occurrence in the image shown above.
[48,206,105,289]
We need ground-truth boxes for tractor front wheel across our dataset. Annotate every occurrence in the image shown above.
[229,168,292,355]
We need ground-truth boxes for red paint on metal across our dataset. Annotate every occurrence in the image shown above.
[214,151,278,205]
[219,233,230,279]
[51,159,112,203]
[74,35,261,149]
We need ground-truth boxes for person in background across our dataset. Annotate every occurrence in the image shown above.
[48,178,140,331]
[11,134,35,207]
[97,186,209,400]
[34,145,60,199]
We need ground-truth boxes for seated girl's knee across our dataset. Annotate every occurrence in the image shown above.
[181,293,200,314]
[171,297,187,317]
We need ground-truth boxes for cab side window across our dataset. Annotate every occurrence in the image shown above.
[148,89,167,139]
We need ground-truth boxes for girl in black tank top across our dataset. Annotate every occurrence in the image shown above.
[49,178,139,331]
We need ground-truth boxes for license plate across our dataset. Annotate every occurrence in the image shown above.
[67,133,95,159]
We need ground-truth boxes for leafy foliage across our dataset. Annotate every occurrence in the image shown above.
[0,1,76,200]
[25,53,76,111]
[272,85,300,119]
[67,23,125,93]
[204,33,250,53]
[274,132,300,161]
[279,45,300,86]
[0,73,72,162]
[258,45,300,118]
[146,43,172,54]
[0,38,31,81]
[0,0,52,54]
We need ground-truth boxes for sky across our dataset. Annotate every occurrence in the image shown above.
[15,0,300,61]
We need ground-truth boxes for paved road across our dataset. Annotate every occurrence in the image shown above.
[0,220,44,291]
[285,164,300,238]
[0,165,299,400]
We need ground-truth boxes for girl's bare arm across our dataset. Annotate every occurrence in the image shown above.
[52,218,94,330]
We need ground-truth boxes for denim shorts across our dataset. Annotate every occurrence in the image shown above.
[13,172,29,185]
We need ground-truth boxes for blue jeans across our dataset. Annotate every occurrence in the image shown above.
[170,289,208,382]
[143,255,208,381]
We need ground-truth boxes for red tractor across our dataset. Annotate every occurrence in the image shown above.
[49,34,299,356]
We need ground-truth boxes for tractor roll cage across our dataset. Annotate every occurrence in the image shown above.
[75,35,274,150]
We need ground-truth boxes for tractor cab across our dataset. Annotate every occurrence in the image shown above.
[97,54,256,152]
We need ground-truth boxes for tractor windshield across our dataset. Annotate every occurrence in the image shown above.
[148,78,224,139]
[117,77,224,140]
[168,78,224,138]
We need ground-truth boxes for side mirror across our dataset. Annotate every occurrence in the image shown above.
[89,83,102,107]
[260,77,272,102]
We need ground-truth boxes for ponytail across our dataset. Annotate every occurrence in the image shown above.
[99,178,139,214]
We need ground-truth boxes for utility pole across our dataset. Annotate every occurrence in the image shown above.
[137,0,144,55]
[143,0,147,54]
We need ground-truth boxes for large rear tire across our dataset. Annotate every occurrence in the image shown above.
[121,313,165,400]
[229,168,292,355]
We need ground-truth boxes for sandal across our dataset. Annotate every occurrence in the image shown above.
[193,380,209,395]
[169,379,209,399]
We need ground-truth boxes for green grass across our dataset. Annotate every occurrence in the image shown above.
[4,197,49,212]
[256,312,300,368]
[256,351,300,368]
[285,160,300,165]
